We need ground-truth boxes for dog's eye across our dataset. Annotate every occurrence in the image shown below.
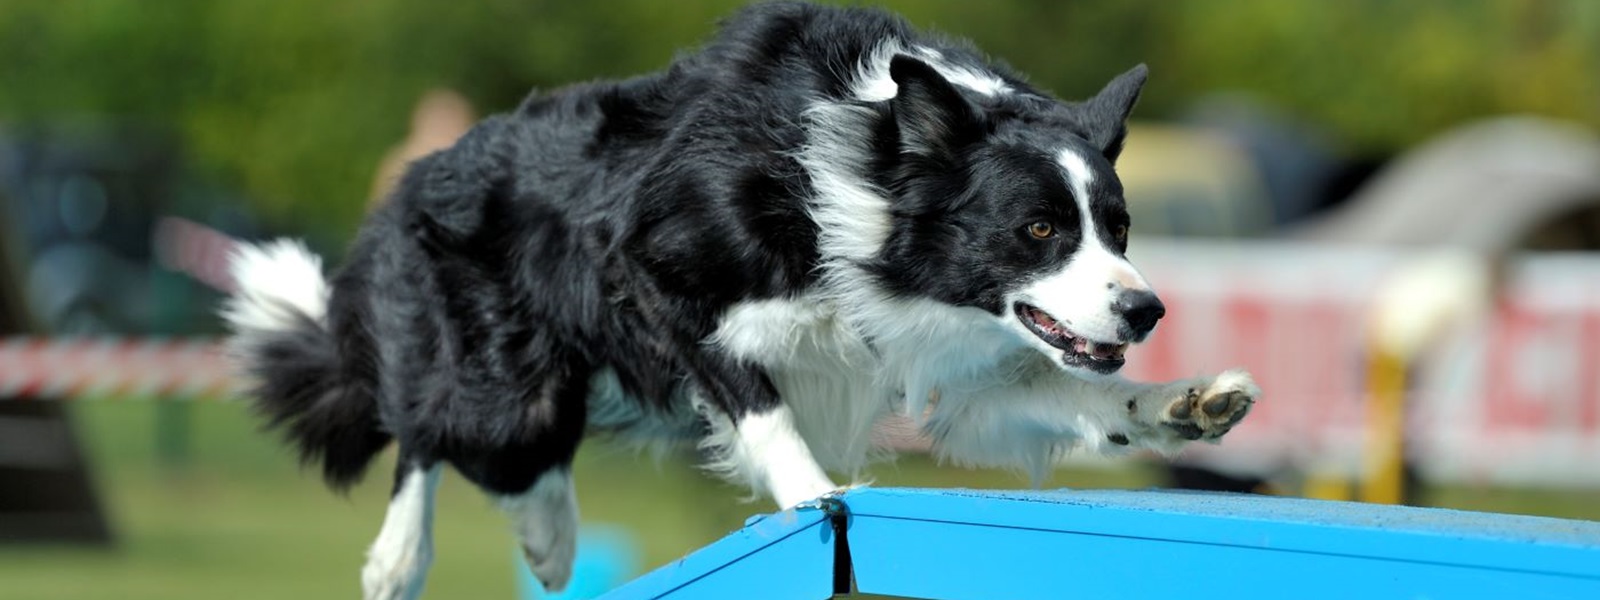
[1113,224,1128,245]
[1028,222,1056,239]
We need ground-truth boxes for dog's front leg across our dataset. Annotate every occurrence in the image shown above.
[924,368,1260,476]
[730,404,840,508]
[688,356,838,509]
[1094,368,1261,455]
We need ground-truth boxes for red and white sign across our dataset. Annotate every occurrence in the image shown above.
[1123,240,1600,487]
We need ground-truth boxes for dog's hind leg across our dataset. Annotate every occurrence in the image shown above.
[361,460,442,600]
[447,366,589,593]
[500,469,580,592]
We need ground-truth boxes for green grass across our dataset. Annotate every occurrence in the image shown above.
[0,402,1144,599]
[0,402,1595,599]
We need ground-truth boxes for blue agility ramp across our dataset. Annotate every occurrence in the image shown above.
[602,488,1600,599]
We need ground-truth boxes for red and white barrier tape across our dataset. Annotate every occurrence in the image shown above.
[8,218,1600,485]
[0,338,235,399]
[0,218,245,399]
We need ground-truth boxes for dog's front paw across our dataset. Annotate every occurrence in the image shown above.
[1160,369,1258,442]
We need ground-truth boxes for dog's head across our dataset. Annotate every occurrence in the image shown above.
[869,57,1161,377]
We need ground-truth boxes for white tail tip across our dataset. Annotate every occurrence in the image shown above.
[221,239,330,334]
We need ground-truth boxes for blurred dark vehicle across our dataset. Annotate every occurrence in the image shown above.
[0,125,262,335]
[0,124,262,544]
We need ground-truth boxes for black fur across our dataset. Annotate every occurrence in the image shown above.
[242,310,388,490]
[237,1,1148,500]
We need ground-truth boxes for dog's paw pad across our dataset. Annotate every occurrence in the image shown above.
[1201,392,1235,417]
[1163,420,1205,441]
[1165,388,1198,421]
[1160,370,1258,442]
[522,541,575,593]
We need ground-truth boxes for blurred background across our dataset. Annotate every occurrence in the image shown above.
[2,1,1600,598]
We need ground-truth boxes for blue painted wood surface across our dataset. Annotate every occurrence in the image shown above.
[602,488,1600,599]
[846,488,1600,600]
[600,503,835,600]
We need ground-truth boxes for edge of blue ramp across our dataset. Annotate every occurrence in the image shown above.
[603,488,1600,599]
[599,501,837,600]
[844,488,1600,600]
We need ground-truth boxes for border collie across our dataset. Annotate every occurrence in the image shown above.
[224,2,1259,598]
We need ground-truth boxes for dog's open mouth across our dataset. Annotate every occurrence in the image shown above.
[1014,303,1128,373]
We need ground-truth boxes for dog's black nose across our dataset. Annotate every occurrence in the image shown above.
[1113,290,1165,337]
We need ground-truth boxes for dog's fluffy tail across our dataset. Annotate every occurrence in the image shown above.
[222,239,389,490]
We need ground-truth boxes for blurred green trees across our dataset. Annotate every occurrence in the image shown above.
[2,0,1596,240]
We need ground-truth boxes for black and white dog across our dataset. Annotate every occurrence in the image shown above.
[224,3,1258,598]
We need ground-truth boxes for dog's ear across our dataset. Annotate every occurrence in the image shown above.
[1081,64,1147,163]
[890,55,981,159]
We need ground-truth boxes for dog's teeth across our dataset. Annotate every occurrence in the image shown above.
[1079,341,1128,361]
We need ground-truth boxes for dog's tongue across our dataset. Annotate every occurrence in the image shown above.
[1030,308,1068,337]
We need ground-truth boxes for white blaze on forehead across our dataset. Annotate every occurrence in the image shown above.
[1060,148,1141,287]
[1056,148,1099,239]
[1057,146,1151,296]
[1055,147,1145,288]
[1006,148,1153,345]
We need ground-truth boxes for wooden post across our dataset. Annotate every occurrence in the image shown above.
[1360,347,1408,505]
